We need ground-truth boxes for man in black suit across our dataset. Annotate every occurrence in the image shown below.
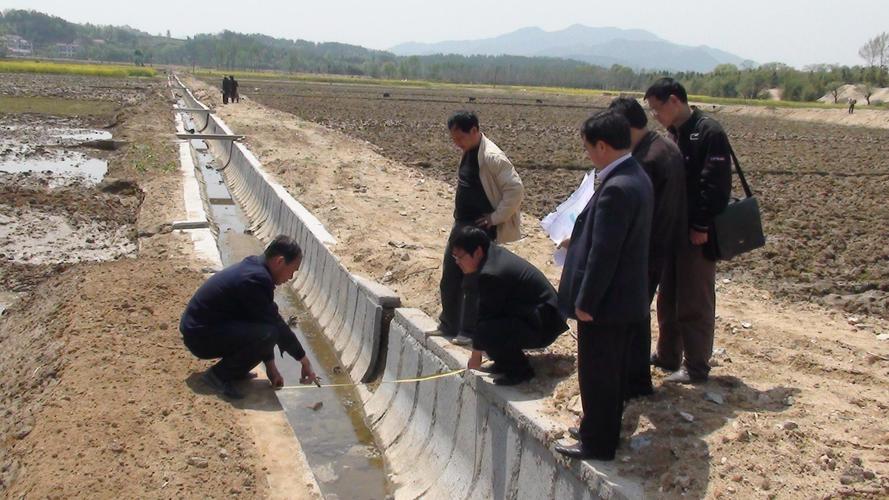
[608,97,686,398]
[452,226,569,386]
[555,111,654,460]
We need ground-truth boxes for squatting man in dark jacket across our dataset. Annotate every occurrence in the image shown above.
[180,235,317,399]
[451,226,568,386]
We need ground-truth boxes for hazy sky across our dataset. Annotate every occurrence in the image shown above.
[3,0,886,67]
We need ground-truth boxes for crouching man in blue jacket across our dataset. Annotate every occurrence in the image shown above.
[180,235,317,399]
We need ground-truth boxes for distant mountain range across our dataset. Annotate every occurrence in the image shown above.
[391,25,753,72]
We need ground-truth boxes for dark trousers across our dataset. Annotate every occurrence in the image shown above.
[656,237,716,379]
[222,91,229,104]
[182,321,277,381]
[472,307,552,377]
[577,321,634,458]
[625,274,660,396]
[438,222,496,336]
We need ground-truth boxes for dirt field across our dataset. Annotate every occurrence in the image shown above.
[237,78,889,318]
[188,75,889,498]
[0,73,319,498]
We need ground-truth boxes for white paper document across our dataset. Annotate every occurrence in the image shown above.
[539,170,596,266]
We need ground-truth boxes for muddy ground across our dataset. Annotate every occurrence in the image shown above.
[0,73,281,498]
[188,75,889,498]
[239,78,889,318]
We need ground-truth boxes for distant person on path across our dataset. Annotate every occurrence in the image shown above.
[555,111,653,460]
[848,97,857,114]
[438,111,524,346]
[608,97,686,399]
[644,78,733,384]
[221,76,231,104]
[230,75,240,103]
[179,235,317,399]
[453,227,568,385]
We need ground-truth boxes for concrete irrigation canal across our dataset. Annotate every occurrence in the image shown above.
[169,74,640,500]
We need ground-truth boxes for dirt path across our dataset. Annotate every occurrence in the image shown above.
[707,103,889,130]
[185,76,889,498]
[0,74,318,499]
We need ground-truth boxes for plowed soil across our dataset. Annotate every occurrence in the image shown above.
[188,74,889,498]
[0,73,287,499]
[244,79,889,317]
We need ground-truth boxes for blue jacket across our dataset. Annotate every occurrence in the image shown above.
[180,255,306,360]
[558,156,654,324]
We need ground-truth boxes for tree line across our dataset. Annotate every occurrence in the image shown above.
[2,9,887,103]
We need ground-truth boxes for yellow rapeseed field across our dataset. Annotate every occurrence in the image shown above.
[0,59,156,78]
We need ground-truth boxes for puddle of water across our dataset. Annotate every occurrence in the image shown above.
[0,152,107,185]
[182,105,389,500]
[0,125,111,185]
[2,125,111,146]
[50,127,112,143]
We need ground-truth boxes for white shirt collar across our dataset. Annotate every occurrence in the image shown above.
[596,152,632,181]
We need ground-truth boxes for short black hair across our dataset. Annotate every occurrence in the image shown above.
[264,235,302,263]
[447,111,479,133]
[644,77,688,104]
[581,110,631,150]
[608,97,648,129]
[451,226,491,256]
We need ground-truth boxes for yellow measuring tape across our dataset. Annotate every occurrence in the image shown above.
[278,368,467,390]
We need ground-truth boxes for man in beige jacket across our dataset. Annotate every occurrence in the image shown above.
[439,111,524,345]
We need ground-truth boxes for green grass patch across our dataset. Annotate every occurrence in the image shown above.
[0,95,118,117]
[0,59,156,78]
[124,143,177,174]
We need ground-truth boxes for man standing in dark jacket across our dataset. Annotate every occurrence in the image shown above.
[644,78,733,384]
[230,75,240,103]
[221,76,230,104]
[608,97,685,398]
[555,111,653,460]
[180,235,317,399]
[452,227,568,386]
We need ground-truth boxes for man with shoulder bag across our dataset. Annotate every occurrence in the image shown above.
[644,78,765,384]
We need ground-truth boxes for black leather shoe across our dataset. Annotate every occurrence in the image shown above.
[568,427,580,440]
[232,371,258,381]
[435,321,455,338]
[202,369,244,400]
[479,362,505,374]
[493,368,534,386]
[650,353,679,372]
[624,386,655,401]
[554,443,614,461]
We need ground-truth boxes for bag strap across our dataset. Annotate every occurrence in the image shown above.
[695,115,754,198]
[728,146,754,198]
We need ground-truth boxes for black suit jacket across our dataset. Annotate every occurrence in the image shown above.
[558,156,654,325]
[476,245,569,345]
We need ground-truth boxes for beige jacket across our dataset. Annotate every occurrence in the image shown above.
[477,134,524,243]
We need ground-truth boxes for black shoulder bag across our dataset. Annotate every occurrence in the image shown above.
[706,147,766,261]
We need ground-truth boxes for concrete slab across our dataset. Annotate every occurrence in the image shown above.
[353,274,402,308]
[175,77,645,500]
